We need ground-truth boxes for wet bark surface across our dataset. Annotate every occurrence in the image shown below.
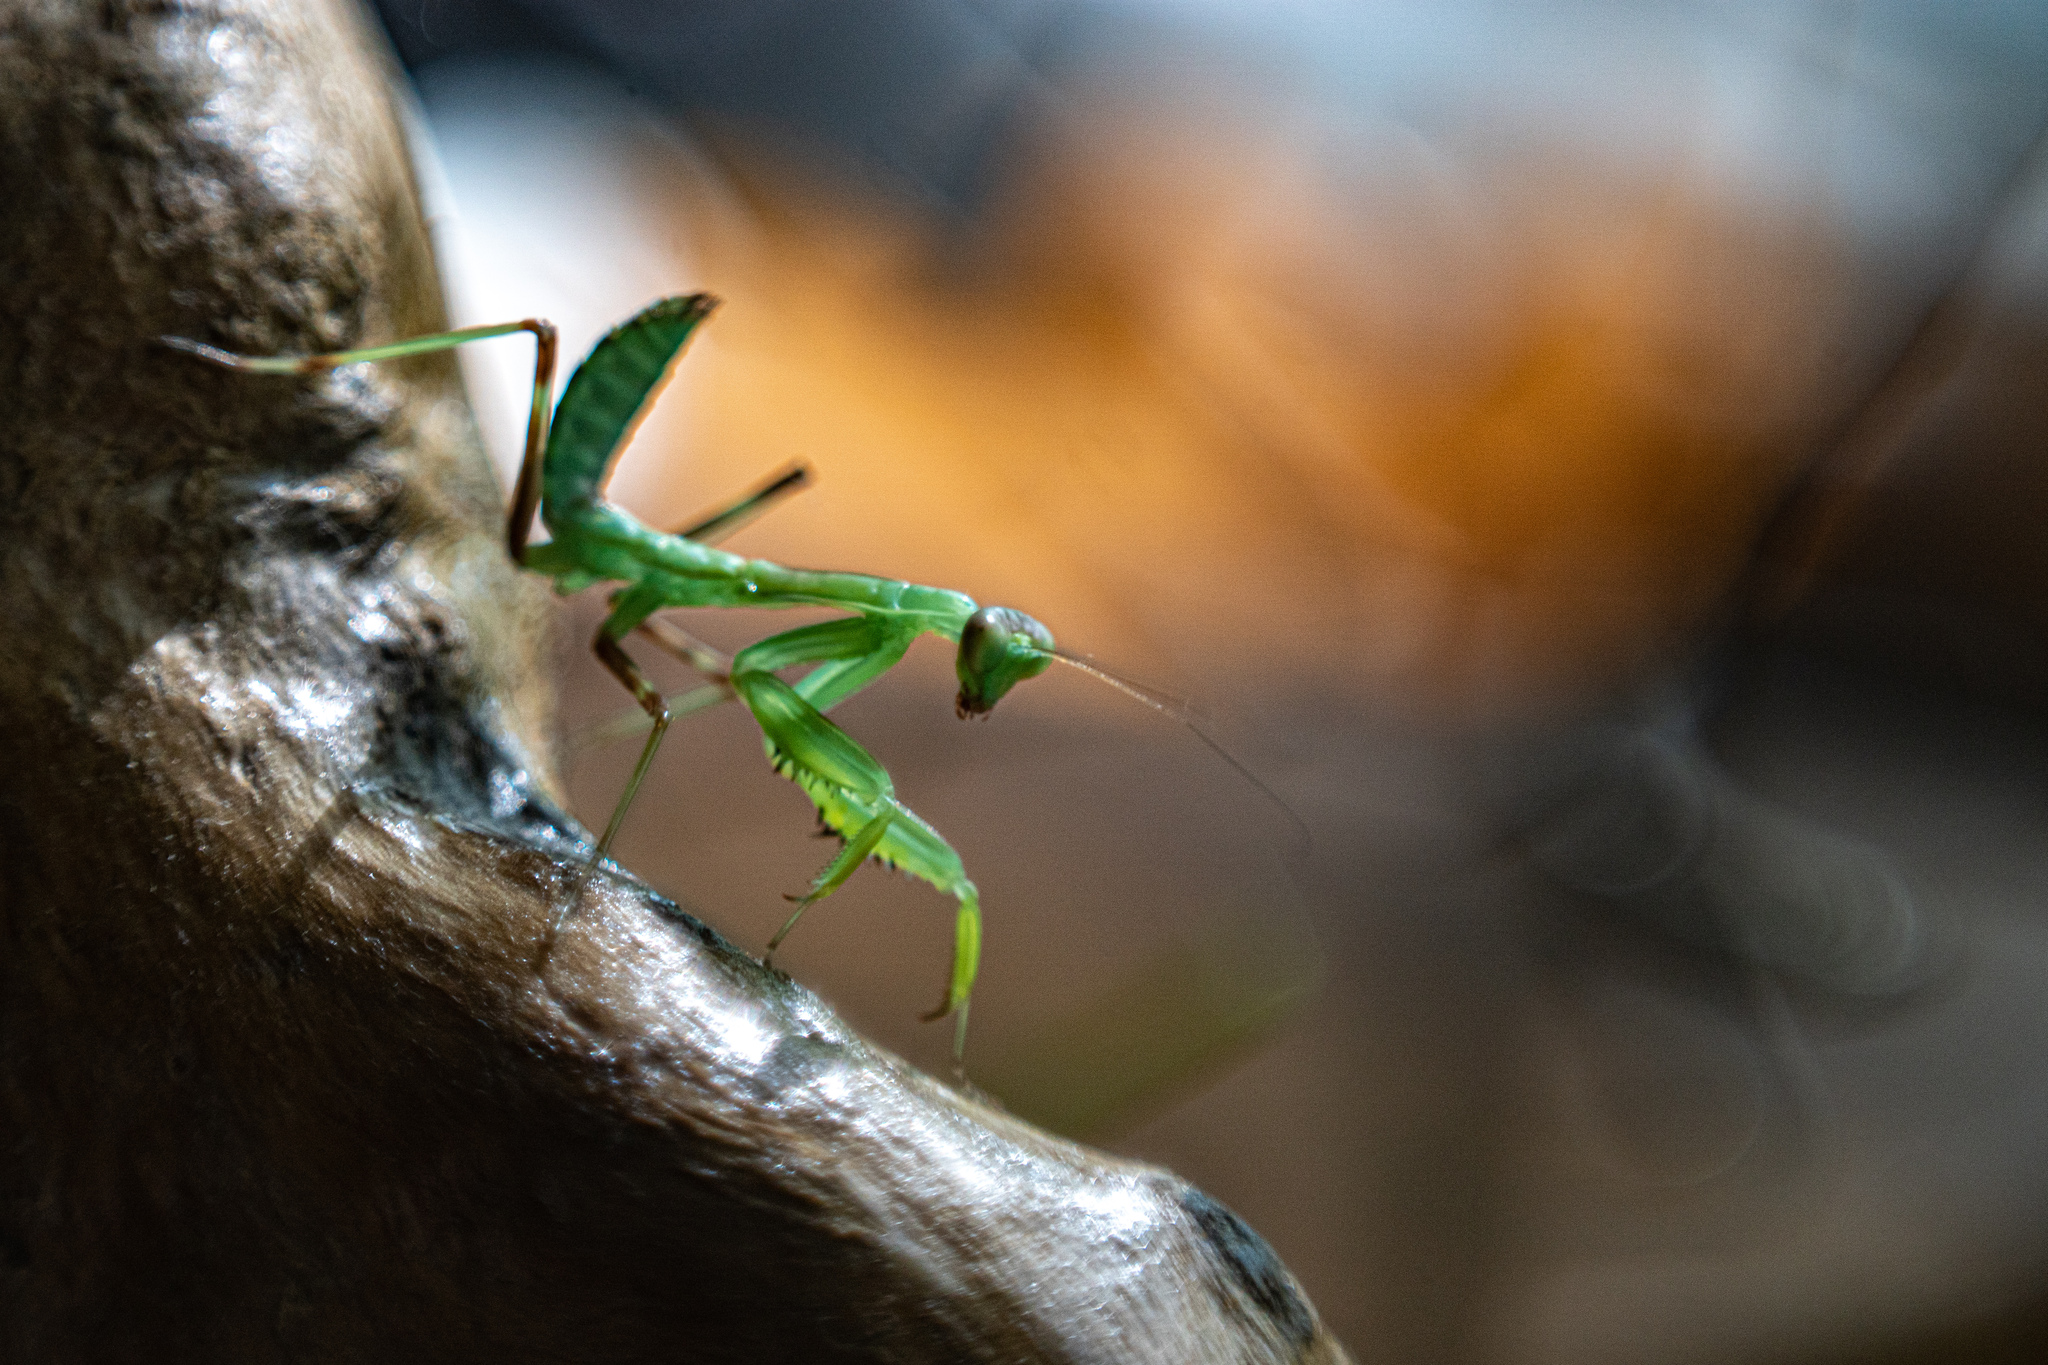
[0,2,1350,1360]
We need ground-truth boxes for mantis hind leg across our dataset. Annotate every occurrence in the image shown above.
[159,318,559,560]
[672,461,811,544]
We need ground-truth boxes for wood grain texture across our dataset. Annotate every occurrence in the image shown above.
[0,2,1351,1360]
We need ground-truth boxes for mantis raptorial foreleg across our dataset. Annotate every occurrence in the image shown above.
[768,804,898,959]
[724,622,980,1044]
[735,618,917,710]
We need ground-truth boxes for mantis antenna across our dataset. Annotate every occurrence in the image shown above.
[1046,648,1312,858]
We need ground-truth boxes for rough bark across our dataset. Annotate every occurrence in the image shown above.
[0,2,1352,1360]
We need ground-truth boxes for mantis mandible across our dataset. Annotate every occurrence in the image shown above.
[165,295,1063,1058]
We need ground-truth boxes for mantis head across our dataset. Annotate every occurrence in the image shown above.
[959,608,1313,856]
[955,606,1055,717]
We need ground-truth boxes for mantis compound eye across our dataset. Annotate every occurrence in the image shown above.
[955,606,1055,717]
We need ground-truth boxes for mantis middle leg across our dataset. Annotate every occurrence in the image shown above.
[583,579,693,856]
[570,456,827,851]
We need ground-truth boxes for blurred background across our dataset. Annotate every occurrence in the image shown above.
[366,1,2048,1359]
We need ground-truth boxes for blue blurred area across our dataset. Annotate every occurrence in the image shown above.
[375,0,1072,215]
[375,1,2048,247]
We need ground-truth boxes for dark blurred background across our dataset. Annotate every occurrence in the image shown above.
[366,2,2048,1359]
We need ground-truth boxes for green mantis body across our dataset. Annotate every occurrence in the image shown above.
[166,295,1055,1056]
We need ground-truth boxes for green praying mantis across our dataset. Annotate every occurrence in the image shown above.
[165,294,1091,1058]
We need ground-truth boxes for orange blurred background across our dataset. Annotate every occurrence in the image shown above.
[382,4,2048,1359]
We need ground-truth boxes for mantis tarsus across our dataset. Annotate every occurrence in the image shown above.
[165,295,1066,1059]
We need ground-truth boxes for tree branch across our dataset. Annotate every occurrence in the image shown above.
[0,1,1350,1360]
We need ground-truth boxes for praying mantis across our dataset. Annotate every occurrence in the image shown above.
[164,294,1067,1058]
